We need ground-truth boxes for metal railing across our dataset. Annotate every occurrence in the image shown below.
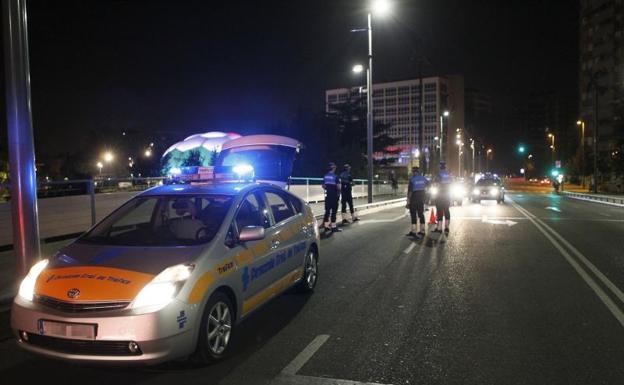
[0,176,406,249]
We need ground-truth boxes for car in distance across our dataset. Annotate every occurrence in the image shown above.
[471,177,505,204]
[11,182,320,364]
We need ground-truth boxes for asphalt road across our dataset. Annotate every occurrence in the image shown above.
[1,192,624,385]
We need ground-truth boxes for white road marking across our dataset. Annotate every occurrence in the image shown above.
[481,215,518,226]
[274,335,392,385]
[281,334,330,375]
[510,198,624,327]
[357,214,406,224]
[403,243,417,254]
[545,206,562,212]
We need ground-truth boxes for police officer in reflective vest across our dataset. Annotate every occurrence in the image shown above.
[434,162,452,234]
[406,166,430,237]
[339,163,359,224]
[322,162,342,232]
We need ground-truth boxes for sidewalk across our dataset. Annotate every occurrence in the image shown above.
[0,194,404,305]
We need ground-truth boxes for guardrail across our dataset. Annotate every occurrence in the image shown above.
[563,191,624,207]
[0,177,407,250]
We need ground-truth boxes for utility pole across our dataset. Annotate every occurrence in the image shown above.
[2,0,41,275]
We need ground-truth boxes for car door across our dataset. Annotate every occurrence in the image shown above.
[229,190,274,304]
[261,188,306,278]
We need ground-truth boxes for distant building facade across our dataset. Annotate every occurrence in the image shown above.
[325,75,465,175]
[579,0,624,154]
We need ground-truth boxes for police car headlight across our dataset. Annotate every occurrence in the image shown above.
[473,188,480,195]
[490,187,499,196]
[131,264,194,310]
[18,259,49,302]
[430,186,439,197]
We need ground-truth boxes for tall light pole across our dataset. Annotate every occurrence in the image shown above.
[576,120,585,187]
[439,110,449,163]
[486,148,493,172]
[96,161,103,176]
[470,138,475,176]
[3,0,41,274]
[548,133,555,165]
[455,128,462,177]
[351,0,391,203]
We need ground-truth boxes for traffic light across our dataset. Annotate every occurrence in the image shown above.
[517,145,526,153]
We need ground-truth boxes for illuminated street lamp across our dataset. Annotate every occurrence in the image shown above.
[547,133,555,164]
[349,0,392,203]
[144,149,152,157]
[352,64,364,74]
[103,152,114,163]
[96,161,103,175]
[486,148,493,172]
[576,120,586,187]
[439,110,449,162]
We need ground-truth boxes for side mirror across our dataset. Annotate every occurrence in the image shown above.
[239,226,265,242]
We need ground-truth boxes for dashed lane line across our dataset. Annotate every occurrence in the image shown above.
[403,243,417,254]
[274,335,392,385]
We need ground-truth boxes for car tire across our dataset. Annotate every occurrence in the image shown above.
[193,291,235,364]
[295,248,318,293]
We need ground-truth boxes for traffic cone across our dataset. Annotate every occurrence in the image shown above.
[429,208,437,224]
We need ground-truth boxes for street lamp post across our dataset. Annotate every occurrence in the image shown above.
[548,133,555,165]
[576,120,585,187]
[97,161,103,176]
[366,11,373,203]
[486,148,492,172]
[470,138,475,176]
[439,110,449,163]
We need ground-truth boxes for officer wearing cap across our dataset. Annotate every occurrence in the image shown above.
[339,163,359,224]
[322,162,342,232]
[406,166,430,237]
[434,162,452,234]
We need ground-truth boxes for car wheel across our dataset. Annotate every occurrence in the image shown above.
[296,248,318,293]
[194,291,234,364]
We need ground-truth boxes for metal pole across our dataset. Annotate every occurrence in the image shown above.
[593,87,598,193]
[88,180,96,225]
[581,121,585,188]
[439,115,444,162]
[366,13,373,203]
[471,140,475,175]
[3,0,40,275]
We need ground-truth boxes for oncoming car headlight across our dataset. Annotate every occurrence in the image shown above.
[490,187,499,196]
[473,188,480,195]
[18,259,49,302]
[131,264,194,310]
[430,186,439,197]
[451,184,466,197]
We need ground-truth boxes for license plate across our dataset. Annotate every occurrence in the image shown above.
[39,320,97,340]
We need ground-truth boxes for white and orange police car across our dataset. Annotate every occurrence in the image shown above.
[11,136,320,364]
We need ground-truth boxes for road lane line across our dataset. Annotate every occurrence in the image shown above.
[276,335,392,385]
[513,200,624,304]
[509,198,624,327]
[281,334,330,375]
[403,243,416,254]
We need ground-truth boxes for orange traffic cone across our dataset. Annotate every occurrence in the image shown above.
[429,207,437,224]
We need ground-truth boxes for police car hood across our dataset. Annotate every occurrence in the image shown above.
[33,242,204,302]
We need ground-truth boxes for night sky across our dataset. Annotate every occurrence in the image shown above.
[0,0,579,168]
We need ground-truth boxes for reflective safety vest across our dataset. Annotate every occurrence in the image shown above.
[437,171,452,185]
[409,175,428,191]
[323,172,339,191]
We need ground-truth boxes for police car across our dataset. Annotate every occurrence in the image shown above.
[11,136,320,364]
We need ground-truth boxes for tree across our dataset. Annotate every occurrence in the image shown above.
[181,149,204,167]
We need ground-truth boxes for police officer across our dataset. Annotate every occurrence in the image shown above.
[339,164,359,224]
[322,162,342,232]
[434,162,452,234]
[406,166,430,237]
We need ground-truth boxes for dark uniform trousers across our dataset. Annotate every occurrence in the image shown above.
[323,188,339,224]
[410,190,426,225]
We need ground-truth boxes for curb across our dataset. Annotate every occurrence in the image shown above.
[314,197,406,220]
[563,192,624,208]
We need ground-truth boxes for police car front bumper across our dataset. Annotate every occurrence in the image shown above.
[11,296,198,365]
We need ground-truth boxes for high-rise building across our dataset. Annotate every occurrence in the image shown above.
[579,0,624,154]
[325,75,465,174]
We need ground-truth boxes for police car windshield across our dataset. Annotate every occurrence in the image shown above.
[78,195,233,246]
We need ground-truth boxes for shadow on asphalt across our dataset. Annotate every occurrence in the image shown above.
[0,291,312,384]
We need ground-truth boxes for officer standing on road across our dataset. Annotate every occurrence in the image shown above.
[322,162,342,232]
[434,162,452,235]
[406,166,430,237]
[340,164,359,224]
